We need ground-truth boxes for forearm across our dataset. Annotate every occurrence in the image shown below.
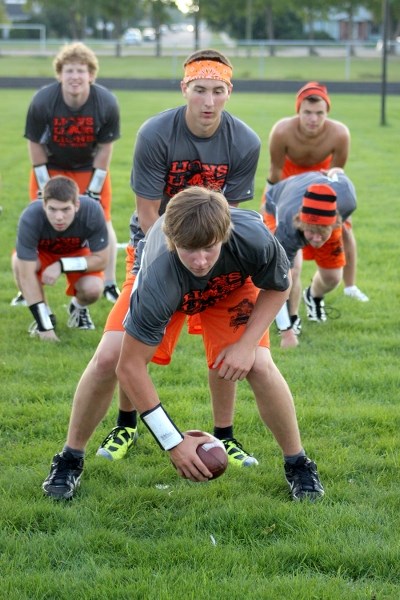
[93,143,113,170]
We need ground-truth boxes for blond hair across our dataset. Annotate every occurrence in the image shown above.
[53,42,99,78]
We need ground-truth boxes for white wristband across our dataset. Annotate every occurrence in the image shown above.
[59,257,88,272]
[141,404,183,450]
[88,168,107,194]
[34,164,50,191]
[275,302,292,331]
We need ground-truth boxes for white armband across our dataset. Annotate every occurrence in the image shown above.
[88,168,107,194]
[29,301,54,331]
[141,403,184,451]
[59,257,88,272]
[34,164,50,191]
[275,302,292,331]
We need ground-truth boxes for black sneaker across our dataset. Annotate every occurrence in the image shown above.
[42,451,84,500]
[67,302,95,330]
[103,284,120,303]
[284,456,325,502]
[303,286,326,322]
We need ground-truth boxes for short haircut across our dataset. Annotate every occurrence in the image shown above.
[53,42,99,78]
[43,176,79,204]
[163,186,232,251]
[183,48,232,69]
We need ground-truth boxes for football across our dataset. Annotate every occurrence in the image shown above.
[185,430,228,479]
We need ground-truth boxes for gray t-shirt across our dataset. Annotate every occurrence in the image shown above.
[124,208,290,346]
[16,196,108,260]
[266,172,357,264]
[24,82,120,171]
[129,106,261,247]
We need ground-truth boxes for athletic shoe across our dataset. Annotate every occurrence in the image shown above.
[221,437,259,467]
[67,302,95,330]
[10,291,27,306]
[28,314,57,336]
[96,426,138,461]
[344,286,369,302]
[103,284,120,303]
[303,286,326,322]
[284,456,325,502]
[42,451,84,500]
[291,315,302,336]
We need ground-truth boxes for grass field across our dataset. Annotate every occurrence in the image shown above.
[0,88,399,599]
[0,51,400,82]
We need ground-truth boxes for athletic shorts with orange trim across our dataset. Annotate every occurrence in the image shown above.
[29,169,113,221]
[37,248,103,296]
[151,277,270,368]
[302,226,345,269]
[105,251,269,368]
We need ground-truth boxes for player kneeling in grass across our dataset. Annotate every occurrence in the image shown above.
[12,175,109,341]
[265,172,357,348]
[42,186,324,501]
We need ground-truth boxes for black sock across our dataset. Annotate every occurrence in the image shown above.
[63,445,85,459]
[117,409,137,429]
[284,449,306,465]
[213,425,233,440]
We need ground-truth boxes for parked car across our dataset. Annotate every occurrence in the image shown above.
[122,28,142,45]
[142,27,156,42]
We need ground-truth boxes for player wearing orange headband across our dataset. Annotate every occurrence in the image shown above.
[260,81,368,347]
[42,49,269,500]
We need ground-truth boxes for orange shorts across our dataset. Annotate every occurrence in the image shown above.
[29,169,112,221]
[153,277,270,368]
[38,248,103,296]
[263,212,277,234]
[105,248,270,368]
[302,226,345,269]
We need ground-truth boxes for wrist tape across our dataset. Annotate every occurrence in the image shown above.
[275,302,292,331]
[34,164,50,191]
[88,168,107,194]
[141,403,184,450]
[29,302,54,331]
[59,257,88,272]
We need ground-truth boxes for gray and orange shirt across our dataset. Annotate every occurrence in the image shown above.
[265,171,357,265]
[124,207,290,346]
[16,196,108,260]
[129,106,261,247]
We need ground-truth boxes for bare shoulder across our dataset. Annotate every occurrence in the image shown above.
[326,118,350,139]
[269,116,297,140]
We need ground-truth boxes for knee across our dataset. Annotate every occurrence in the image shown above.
[92,344,120,376]
[77,277,103,304]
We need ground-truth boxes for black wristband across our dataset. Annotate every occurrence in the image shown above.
[267,178,276,186]
[29,302,54,331]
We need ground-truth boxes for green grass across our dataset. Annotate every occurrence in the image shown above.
[0,51,400,82]
[0,89,399,599]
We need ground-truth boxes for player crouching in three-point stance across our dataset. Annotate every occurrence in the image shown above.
[111,187,323,500]
[12,175,109,341]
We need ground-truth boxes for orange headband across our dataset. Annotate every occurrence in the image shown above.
[295,81,331,113]
[183,60,232,86]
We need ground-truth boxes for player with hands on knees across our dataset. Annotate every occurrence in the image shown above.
[12,175,109,340]
[11,41,120,308]
[114,186,325,498]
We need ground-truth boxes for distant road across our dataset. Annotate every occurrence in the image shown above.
[0,77,398,94]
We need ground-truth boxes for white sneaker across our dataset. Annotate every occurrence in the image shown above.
[344,286,369,302]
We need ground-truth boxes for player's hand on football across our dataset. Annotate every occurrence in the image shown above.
[169,434,213,482]
[213,342,256,381]
[37,330,60,342]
